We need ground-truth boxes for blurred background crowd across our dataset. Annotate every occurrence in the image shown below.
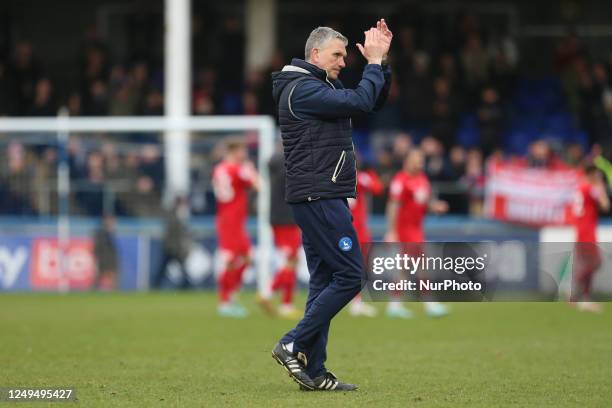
[1,0,612,218]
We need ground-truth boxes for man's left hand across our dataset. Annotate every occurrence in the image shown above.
[375,19,393,61]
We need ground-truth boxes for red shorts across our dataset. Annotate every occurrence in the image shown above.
[272,225,302,258]
[218,230,251,256]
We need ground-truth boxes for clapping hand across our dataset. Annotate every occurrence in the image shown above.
[376,19,393,60]
[356,19,393,65]
[356,28,386,65]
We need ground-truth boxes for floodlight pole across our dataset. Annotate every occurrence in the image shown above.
[164,0,191,201]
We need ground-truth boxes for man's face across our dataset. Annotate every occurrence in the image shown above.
[310,38,347,80]
[234,146,247,163]
[405,150,425,174]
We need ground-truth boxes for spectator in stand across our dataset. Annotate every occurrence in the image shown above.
[33,147,58,214]
[109,65,137,116]
[400,51,433,129]
[370,76,403,132]
[524,139,566,169]
[489,36,518,100]
[139,144,164,191]
[141,88,163,115]
[420,135,447,181]
[193,67,218,115]
[123,175,161,217]
[113,150,139,215]
[461,148,485,217]
[242,90,258,115]
[84,80,109,116]
[431,76,460,150]
[9,41,42,115]
[101,143,122,182]
[436,146,469,214]
[391,133,413,171]
[477,85,505,156]
[79,43,109,114]
[461,33,489,97]
[565,142,586,168]
[66,91,82,116]
[76,151,106,216]
[447,145,467,181]
[581,62,612,146]
[28,78,56,116]
[0,142,35,215]
[130,62,150,113]
[435,52,461,92]
[67,138,88,180]
[393,25,417,82]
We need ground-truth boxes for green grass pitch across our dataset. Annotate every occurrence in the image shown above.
[1,292,611,407]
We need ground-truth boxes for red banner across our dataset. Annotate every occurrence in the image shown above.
[30,238,96,289]
[484,161,580,226]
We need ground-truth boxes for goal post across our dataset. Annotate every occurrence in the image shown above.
[0,115,276,296]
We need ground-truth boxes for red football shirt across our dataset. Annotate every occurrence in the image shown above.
[212,161,256,251]
[573,182,600,243]
[389,171,431,242]
[350,170,384,243]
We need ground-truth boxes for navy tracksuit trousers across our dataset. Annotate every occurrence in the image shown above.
[280,198,363,378]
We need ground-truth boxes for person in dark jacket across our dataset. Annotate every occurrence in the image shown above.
[153,196,192,289]
[93,214,119,290]
[270,21,393,392]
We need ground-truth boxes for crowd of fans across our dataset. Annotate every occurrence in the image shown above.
[0,139,165,216]
[1,12,611,217]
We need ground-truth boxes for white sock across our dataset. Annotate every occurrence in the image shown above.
[285,342,294,353]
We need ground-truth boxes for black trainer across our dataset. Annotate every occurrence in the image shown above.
[271,342,315,390]
[300,371,358,391]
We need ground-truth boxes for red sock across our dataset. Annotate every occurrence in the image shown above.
[270,267,296,304]
[271,268,284,292]
[228,262,248,295]
[281,267,296,305]
[218,260,248,303]
[218,267,236,303]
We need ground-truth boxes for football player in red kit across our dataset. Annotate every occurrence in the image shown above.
[349,166,384,317]
[385,148,449,318]
[212,139,260,317]
[571,165,610,312]
[259,151,303,319]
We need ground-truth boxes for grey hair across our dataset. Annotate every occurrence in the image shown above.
[304,27,348,61]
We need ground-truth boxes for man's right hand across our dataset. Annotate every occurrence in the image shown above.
[356,28,387,65]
